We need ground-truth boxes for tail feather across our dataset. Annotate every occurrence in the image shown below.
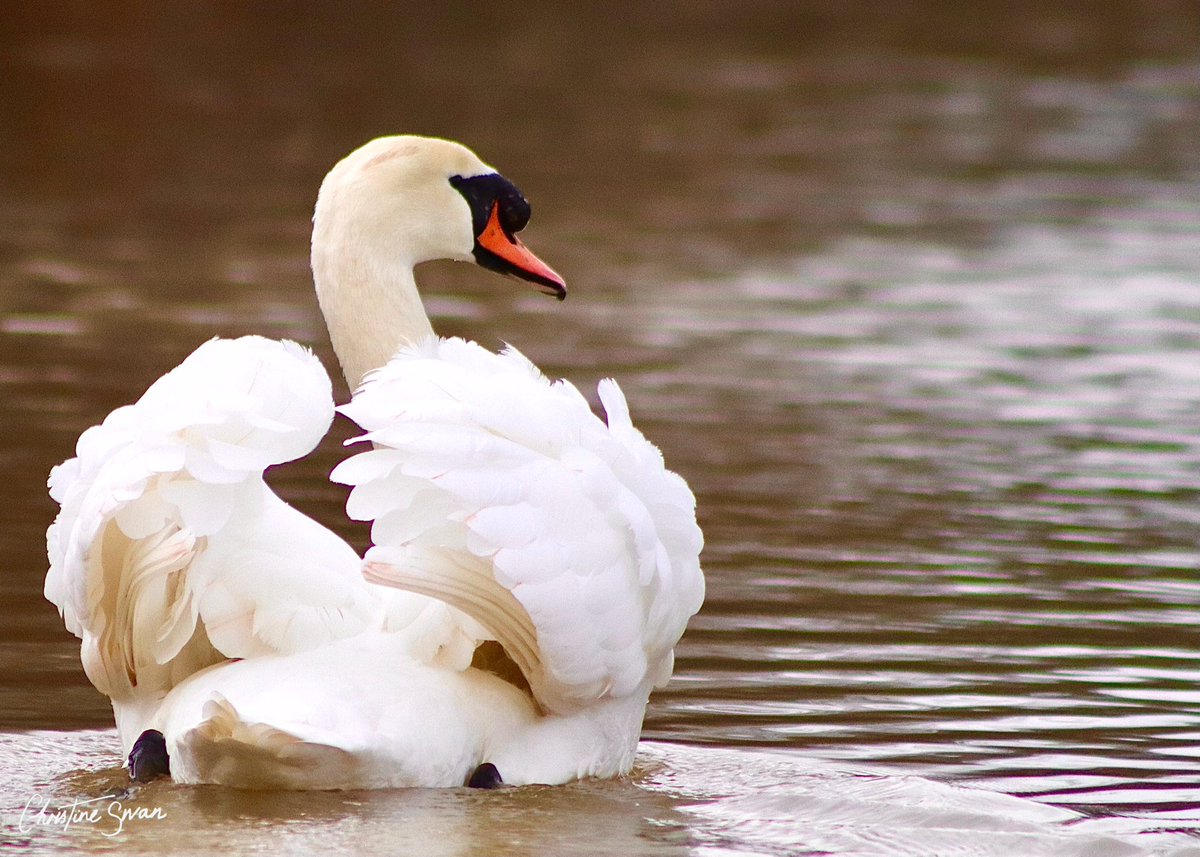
[176,696,361,789]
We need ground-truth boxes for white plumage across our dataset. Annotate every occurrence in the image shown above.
[43,135,704,788]
[45,337,390,753]
[339,338,703,715]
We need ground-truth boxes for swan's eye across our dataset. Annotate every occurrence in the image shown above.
[497,188,531,235]
[450,173,531,239]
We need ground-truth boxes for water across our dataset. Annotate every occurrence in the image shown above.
[4,3,1200,854]
[3,734,1192,856]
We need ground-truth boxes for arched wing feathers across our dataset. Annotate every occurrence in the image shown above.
[334,338,704,714]
[44,337,374,704]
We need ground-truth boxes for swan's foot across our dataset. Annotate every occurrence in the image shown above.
[128,729,170,782]
[466,762,503,789]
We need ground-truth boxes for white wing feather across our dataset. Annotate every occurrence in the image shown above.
[44,337,380,743]
[334,338,704,715]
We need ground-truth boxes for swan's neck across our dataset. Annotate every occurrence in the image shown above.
[311,226,435,391]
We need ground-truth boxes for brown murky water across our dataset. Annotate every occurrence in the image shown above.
[4,3,1200,854]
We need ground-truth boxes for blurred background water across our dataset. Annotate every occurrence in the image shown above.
[3,2,1200,854]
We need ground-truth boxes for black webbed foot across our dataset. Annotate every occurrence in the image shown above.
[128,729,170,782]
[466,762,503,789]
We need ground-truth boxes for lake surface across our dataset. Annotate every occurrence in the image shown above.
[3,3,1200,854]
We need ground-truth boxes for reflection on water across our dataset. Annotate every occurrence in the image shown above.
[4,2,1200,853]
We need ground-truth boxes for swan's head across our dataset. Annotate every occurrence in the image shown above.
[313,135,565,299]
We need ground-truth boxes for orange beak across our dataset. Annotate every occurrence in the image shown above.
[476,203,567,300]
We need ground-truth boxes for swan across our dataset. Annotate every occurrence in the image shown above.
[44,135,705,789]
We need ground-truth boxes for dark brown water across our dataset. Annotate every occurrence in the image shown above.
[4,3,1200,853]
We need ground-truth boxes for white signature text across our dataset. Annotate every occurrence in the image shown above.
[18,793,166,838]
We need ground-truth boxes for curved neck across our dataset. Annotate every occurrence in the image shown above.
[311,225,435,391]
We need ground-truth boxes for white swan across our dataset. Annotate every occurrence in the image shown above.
[44,135,704,789]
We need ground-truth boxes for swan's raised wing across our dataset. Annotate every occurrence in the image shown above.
[45,337,380,740]
[333,337,705,715]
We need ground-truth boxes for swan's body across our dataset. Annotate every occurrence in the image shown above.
[44,135,704,789]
